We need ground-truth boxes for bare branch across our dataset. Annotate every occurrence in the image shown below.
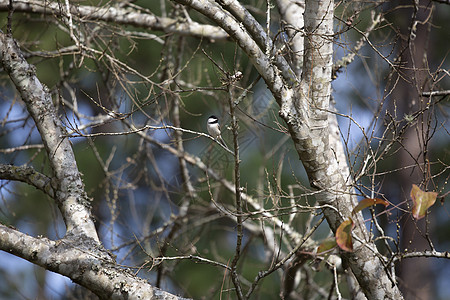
[0,224,187,299]
[0,32,99,241]
[0,0,228,41]
[0,164,55,198]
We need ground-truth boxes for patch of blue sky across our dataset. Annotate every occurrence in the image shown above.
[0,251,72,299]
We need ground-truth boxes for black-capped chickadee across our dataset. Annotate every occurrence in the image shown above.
[207,115,228,148]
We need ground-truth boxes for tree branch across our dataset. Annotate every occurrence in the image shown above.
[0,0,228,41]
[0,164,56,198]
[0,224,187,299]
[0,32,98,241]
[174,0,294,103]
[171,0,404,299]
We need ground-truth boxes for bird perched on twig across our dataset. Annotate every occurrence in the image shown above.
[207,115,228,149]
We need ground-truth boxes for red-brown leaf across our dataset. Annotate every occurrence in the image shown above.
[336,218,354,252]
[317,238,337,255]
[352,198,389,215]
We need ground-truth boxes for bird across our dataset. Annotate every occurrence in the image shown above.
[207,115,228,149]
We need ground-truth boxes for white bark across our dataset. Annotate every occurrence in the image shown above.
[0,32,185,300]
[0,33,98,241]
[0,0,409,298]
[174,0,403,298]
[276,0,305,73]
[0,224,185,299]
[0,0,227,41]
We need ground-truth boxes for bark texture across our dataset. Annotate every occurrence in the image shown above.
[0,32,186,300]
[174,0,403,298]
